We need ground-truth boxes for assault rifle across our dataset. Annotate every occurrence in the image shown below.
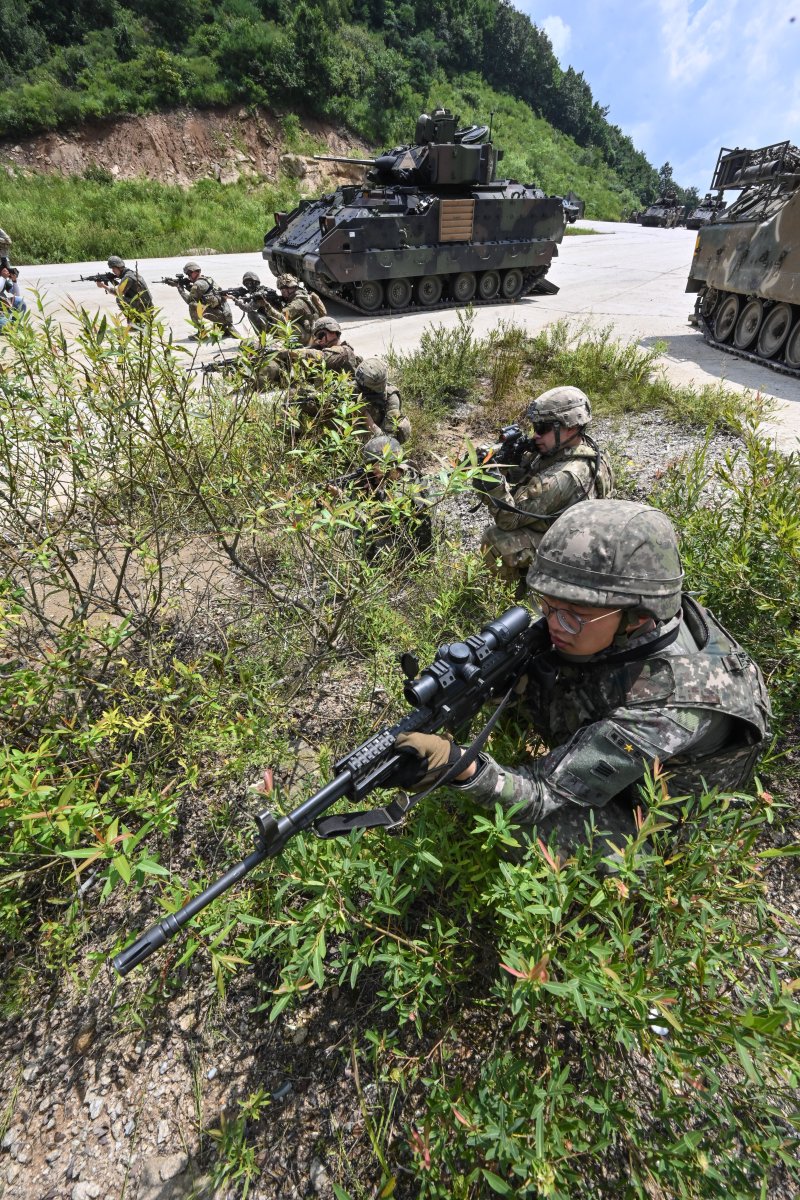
[492,423,539,466]
[72,272,116,285]
[221,285,251,300]
[111,606,548,976]
[160,274,189,288]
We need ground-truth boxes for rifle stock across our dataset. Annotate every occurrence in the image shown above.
[111,606,547,977]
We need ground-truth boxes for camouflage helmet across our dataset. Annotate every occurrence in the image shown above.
[184,260,201,273]
[355,357,389,392]
[106,255,125,269]
[362,435,403,465]
[527,500,684,622]
[242,271,260,285]
[276,272,299,290]
[313,316,341,336]
[526,386,591,429]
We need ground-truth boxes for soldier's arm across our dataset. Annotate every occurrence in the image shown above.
[451,705,726,827]
[492,460,592,531]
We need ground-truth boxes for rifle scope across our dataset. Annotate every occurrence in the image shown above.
[403,606,530,708]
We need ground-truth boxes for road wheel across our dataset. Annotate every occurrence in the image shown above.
[501,268,524,299]
[386,277,412,309]
[415,275,442,307]
[757,303,793,359]
[784,316,800,368]
[733,299,763,350]
[478,270,501,300]
[357,280,384,312]
[699,287,719,318]
[712,294,740,342]
[451,272,477,303]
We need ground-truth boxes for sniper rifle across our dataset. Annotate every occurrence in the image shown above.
[111,606,548,976]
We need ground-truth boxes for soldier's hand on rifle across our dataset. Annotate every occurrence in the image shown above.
[472,464,503,494]
[388,732,474,791]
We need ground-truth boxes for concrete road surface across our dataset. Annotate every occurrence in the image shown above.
[22,222,800,450]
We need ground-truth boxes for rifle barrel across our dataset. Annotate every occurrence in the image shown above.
[111,770,353,975]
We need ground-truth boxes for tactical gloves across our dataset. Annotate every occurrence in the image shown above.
[389,732,463,791]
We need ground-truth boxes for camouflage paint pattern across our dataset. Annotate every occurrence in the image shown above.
[685,194,727,230]
[262,109,567,308]
[686,142,800,304]
[640,195,684,228]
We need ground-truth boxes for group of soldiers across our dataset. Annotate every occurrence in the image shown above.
[90,253,771,862]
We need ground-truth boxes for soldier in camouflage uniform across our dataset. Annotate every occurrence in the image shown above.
[336,435,432,560]
[354,357,412,444]
[306,317,362,374]
[236,271,274,337]
[389,500,771,858]
[477,387,613,592]
[176,261,236,338]
[97,256,154,323]
[264,273,324,346]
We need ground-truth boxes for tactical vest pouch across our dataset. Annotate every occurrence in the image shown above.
[664,739,763,796]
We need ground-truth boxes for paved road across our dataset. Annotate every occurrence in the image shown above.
[24,222,800,449]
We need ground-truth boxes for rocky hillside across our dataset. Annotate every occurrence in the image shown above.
[0,106,369,190]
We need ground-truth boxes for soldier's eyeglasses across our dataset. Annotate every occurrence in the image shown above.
[532,421,556,435]
[533,595,622,636]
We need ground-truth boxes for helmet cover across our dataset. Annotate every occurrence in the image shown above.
[526,385,591,428]
[527,499,684,621]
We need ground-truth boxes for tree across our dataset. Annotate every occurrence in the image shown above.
[658,161,675,194]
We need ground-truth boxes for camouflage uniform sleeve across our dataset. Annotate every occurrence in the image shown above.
[488,458,594,532]
[189,279,213,304]
[451,705,726,825]
[382,387,402,433]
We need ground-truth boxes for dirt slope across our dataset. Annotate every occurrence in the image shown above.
[0,106,370,189]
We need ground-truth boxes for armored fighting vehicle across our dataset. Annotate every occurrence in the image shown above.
[685,193,726,230]
[686,141,800,374]
[640,194,684,228]
[562,191,585,224]
[262,108,566,313]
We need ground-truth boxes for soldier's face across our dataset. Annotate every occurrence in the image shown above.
[538,595,625,657]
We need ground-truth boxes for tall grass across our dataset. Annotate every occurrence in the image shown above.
[0,173,302,263]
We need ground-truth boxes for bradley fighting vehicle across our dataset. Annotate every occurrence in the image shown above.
[262,108,566,313]
[640,193,684,228]
[686,141,800,375]
[685,193,726,230]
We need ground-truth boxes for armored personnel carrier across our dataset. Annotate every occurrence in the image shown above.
[685,193,726,230]
[640,194,684,228]
[262,108,566,313]
[562,191,585,224]
[686,141,800,375]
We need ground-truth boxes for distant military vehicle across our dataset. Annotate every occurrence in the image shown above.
[686,141,800,374]
[685,193,726,230]
[641,194,684,228]
[562,191,585,224]
[262,108,567,313]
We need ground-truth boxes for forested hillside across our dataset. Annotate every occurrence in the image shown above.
[1,0,672,206]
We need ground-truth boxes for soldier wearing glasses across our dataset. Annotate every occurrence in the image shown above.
[475,387,613,593]
[388,501,771,857]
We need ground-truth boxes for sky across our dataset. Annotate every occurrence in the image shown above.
[512,0,800,191]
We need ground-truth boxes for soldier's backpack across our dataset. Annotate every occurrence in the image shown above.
[308,290,327,318]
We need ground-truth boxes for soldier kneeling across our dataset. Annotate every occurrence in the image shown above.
[476,386,612,593]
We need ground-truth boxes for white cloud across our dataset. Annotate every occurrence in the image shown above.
[657,0,732,85]
[541,15,572,62]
